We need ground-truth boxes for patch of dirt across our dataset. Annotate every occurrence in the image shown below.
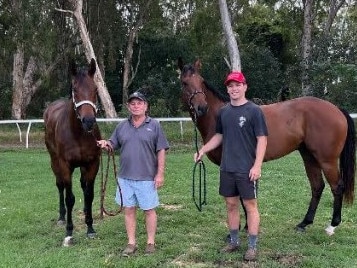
[270,253,303,267]
[161,203,184,210]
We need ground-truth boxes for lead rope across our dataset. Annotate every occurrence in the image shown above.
[100,150,123,218]
[192,113,207,211]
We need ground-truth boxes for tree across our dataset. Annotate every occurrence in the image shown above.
[118,0,153,105]
[218,0,241,71]
[301,0,314,96]
[56,0,117,118]
[11,0,60,119]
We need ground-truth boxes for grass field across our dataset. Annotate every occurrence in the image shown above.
[1,146,356,268]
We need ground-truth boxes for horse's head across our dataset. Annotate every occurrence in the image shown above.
[178,58,208,118]
[71,58,98,132]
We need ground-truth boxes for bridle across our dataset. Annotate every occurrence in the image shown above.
[189,90,206,110]
[72,91,98,119]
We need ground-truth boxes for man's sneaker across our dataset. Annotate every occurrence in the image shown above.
[121,244,137,257]
[220,242,239,253]
[244,247,257,261]
[145,243,156,254]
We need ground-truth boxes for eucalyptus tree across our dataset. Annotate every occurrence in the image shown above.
[219,0,241,71]
[115,0,156,106]
[10,0,66,119]
[56,0,117,118]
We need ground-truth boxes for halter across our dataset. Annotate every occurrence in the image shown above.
[72,92,98,118]
[189,90,206,110]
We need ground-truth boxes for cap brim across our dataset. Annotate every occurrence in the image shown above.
[128,97,146,102]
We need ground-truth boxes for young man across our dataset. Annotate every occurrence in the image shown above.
[97,91,169,256]
[194,72,268,261]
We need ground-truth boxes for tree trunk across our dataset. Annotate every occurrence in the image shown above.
[60,0,117,118]
[324,0,346,35]
[11,45,24,119]
[121,0,151,105]
[21,56,63,117]
[301,0,314,96]
[122,29,136,105]
[218,0,241,71]
[21,56,37,118]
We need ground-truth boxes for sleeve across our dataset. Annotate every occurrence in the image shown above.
[108,122,123,150]
[155,121,170,152]
[215,108,223,134]
[254,107,268,137]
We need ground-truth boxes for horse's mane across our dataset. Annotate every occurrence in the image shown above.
[181,64,230,103]
[203,80,230,103]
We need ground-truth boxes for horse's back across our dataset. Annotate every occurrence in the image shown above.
[262,97,347,161]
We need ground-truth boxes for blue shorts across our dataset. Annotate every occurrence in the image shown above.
[115,178,159,210]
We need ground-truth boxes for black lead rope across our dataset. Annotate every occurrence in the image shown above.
[192,114,207,211]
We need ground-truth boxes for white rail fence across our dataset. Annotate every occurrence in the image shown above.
[1,114,356,149]
[0,118,193,148]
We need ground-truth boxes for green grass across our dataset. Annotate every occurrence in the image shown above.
[0,148,356,268]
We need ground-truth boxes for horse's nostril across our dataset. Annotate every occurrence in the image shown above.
[82,117,96,131]
[197,105,208,116]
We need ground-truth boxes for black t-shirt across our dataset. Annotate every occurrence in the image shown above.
[216,101,268,173]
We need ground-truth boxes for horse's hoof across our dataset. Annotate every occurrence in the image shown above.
[87,232,96,239]
[325,225,336,236]
[62,236,74,247]
[57,220,65,226]
[295,226,306,233]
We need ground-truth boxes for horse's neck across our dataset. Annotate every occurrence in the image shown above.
[196,91,225,144]
[66,100,83,131]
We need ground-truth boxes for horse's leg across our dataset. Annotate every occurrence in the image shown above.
[321,161,343,235]
[296,148,325,232]
[80,165,98,238]
[52,159,66,225]
[56,181,66,225]
[55,177,75,247]
[64,182,75,236]
[80,176,87,214]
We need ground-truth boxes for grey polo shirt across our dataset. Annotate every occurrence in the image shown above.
[109,116,169,180]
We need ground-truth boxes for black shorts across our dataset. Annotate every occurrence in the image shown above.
[219,170,258,199]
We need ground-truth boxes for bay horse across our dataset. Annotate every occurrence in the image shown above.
[178,59,356,235]
[44,58,101,246]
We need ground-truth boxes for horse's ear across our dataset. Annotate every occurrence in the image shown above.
[193,58,202,71]
[177,57,184,71]
[70,59,77,77]
[88,58,96,77]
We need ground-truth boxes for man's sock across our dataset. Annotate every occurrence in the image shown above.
[229,229,239,245]
[248,234,258,249]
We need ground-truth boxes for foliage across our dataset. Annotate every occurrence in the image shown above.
[130,33,195,117]
[1,0,357,120]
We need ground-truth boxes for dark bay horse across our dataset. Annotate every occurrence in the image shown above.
[178,59,356,235]
[44,58,101,246]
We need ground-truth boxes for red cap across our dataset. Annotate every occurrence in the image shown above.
[224,72,246,85]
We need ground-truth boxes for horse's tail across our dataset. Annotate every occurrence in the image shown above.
[339,108,356,204]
